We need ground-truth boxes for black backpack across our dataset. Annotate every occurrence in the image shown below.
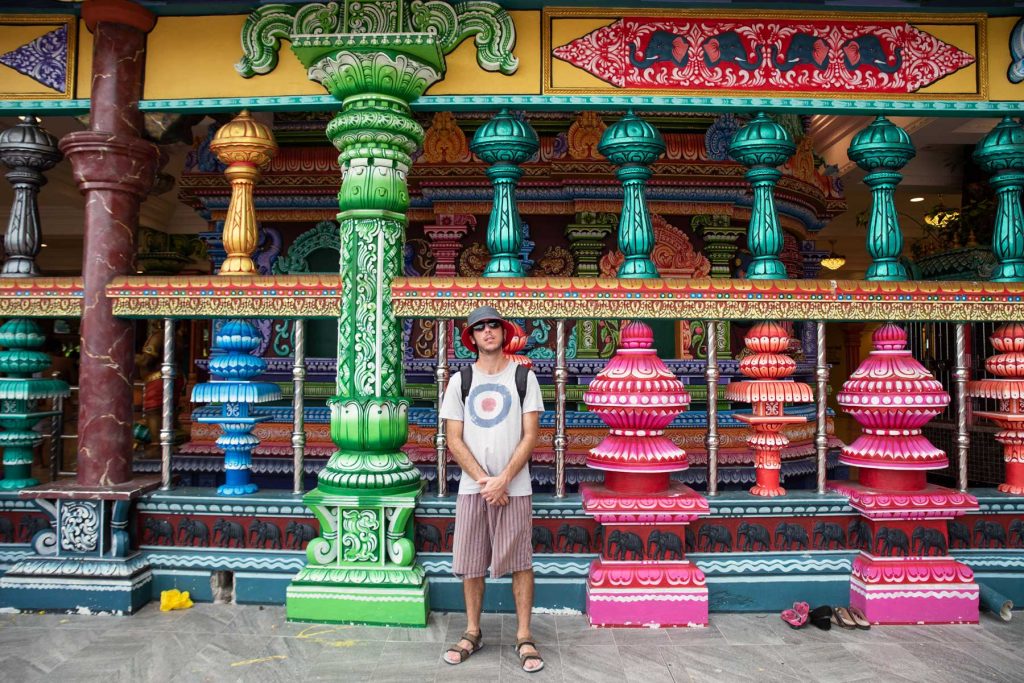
[459,364,529,408]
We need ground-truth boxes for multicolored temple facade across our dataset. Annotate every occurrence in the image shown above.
[0,0,1023,627]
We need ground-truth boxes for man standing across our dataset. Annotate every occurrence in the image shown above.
[440,306,545,673]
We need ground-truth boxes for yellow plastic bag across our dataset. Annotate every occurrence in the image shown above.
[159,589,194,612]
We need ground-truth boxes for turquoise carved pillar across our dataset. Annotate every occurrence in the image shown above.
[191,320,281,495]
[973,116,1024,282]
[470,109,538,277]
[0,320,69,489]
[848,116,915,281]
[599,111,665,279]
[728,113,795,280]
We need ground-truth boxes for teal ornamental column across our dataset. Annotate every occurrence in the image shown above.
[0,321,69,489]
[728,113,795,280]
[973,116,1024,282]
[285,29,443,628]
[848,116,915,281]
[471,109,538,277]
[598,111,665,279]
[191,321,281,495]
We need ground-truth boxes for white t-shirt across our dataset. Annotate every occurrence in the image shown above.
[438,362,544,496]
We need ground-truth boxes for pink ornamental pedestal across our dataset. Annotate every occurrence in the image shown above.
[968,322,1024,495]
[829,324,979,624]
[725,322,813,496]
[581,322,710,627]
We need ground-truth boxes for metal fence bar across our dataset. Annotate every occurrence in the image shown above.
[815,321,829,494]
[554,319,567,498]
[705,320,720,496]
[159,318,175,491]
[292,319,307,495]
[435,319,449,496]
[954,322,970,492]
[49,394,63,481]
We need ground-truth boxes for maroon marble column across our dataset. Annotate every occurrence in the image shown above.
[60,0,157,486]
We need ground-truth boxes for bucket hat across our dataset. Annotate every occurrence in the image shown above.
[460,305,516,353]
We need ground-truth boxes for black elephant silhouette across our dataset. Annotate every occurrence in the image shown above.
[557,523,591,553]
[947,520,971,549]
[415,523,443,551]
[144,518,174,545]
[911,526,947,556]
[248,520,283,549]
[178,517,209,546]
[647,530,685,560]
[285,521,316,549]
[607,529,645,560]
[1009,519,1024,548]
[973,520,1007,548]
[813,522,846,550]
[874,526,910,556]
[631,30,690,69]
[774,522,808,551]
[772,33,829,72]
[532,526,555,553]
[445,521,456,548]
[736,522,771,551]
[698,524,732,552]
[848,519,871,551]
[213,519,245,548]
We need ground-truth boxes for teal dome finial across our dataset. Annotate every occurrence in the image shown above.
[598,110,665,166]
[470,108,539,165]
[848,115,915,172]
[973,116,1024,282]
[728,112,796,168]
[973,116,1024,172]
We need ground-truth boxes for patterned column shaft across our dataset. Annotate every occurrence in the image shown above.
[566,215,614,359]
[973,116,1024,283]
[728,113,795,281]
[692,215,742,279]
[60,1,158,486]
[599,112,665,279]
[848,116,915,282]
[470,109,538,278]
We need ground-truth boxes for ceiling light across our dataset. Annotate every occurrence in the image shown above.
[39,243,47,248]
[820,239,846,271]
[909,197,925,203]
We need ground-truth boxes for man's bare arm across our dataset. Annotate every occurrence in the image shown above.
[479,411,539,500]
[446,419,489,482]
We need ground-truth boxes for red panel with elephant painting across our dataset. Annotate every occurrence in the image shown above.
[135,513,319,551]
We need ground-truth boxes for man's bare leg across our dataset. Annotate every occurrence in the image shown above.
[512,568,542,671]
[444,577,485,664]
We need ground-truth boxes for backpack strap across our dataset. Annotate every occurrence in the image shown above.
[515,364,529,408]
[460,365,473,404]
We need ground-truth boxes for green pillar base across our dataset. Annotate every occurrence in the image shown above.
[992,261,1024,282]
[286,568,429,626]
[0,476,39,491]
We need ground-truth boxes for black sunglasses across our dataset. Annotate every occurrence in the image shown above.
[471,320,503,332]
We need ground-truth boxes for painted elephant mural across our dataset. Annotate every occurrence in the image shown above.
[249,520,283,549]
[973,520,1007,548]
[415,523,442,551]
[774,522,808,551]
[213,519,246,548]
[557,523,591,553]
[701,31,763,71]
[813,522,846,550]
[1010,519,1024,548]
[698,524,732,552]
[647,530,685,560]
[285,521,316,549]
[532,526,555,553]
[144,518,175,545]
[911,527,947,556]
[947,520,971,549]
[631,30,690,69]
[736,522,771,551]
[848,518,871,551]
[177,517,209,546]
[685,527,696,554]
[842,35,902,73]
[874,526,910,556]
[607,530,645,560]
[445,521,456,548]
[772,33,829,72]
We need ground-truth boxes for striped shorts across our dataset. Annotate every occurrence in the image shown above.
[452,494,533,579]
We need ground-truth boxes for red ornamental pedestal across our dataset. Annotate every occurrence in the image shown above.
[829,324,979,624]
[581,322,710,627]
[968,322,1024,495]
[725,322,813,496]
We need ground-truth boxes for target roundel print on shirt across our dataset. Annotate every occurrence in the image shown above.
[467,383,513,428]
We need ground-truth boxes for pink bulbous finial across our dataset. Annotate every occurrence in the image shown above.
[745,321,790,354]
[872,323,908,351]
[619,321,654,349]
[990,322,1024,354]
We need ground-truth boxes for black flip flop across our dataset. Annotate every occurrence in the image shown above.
[809,605,833,630]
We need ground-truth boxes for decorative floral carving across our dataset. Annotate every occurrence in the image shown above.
[60,502,99,553]
[421,112,471,164]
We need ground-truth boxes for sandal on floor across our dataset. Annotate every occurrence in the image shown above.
[515,637,545,673]
[847,607,871,630]
[780,608,808,629]
[444,630,483,665]
[832,606,857,629]
[809,605,833,630]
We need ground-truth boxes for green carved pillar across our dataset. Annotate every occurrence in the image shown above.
[285,34,443,627]
[973,116,1024,282]
[566,212,615,359]
[728,113,795,280]
[599,111,665,279]
[471,109,538,277]
[692,214,742,359]
[848,116,915,282]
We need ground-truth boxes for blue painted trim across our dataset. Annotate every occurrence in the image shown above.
[1,95,1020,118]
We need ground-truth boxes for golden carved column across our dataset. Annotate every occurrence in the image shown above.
[209,110,277,274]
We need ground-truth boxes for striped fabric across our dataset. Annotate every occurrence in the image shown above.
[452,494,533,579]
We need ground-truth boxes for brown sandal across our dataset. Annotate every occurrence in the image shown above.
[444,630,483,665]
[515,637,545,673]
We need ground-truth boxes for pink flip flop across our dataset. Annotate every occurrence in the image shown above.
[781,608,808,629]
[793,601,810,620]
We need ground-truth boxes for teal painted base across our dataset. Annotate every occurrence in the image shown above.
[286,581,429,626]
[0,554,152,614]
[0,477,39,491]
[427,574,588,613]
[150,570,215,602]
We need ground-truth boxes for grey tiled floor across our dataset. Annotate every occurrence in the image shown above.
[1,603,1022,683]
